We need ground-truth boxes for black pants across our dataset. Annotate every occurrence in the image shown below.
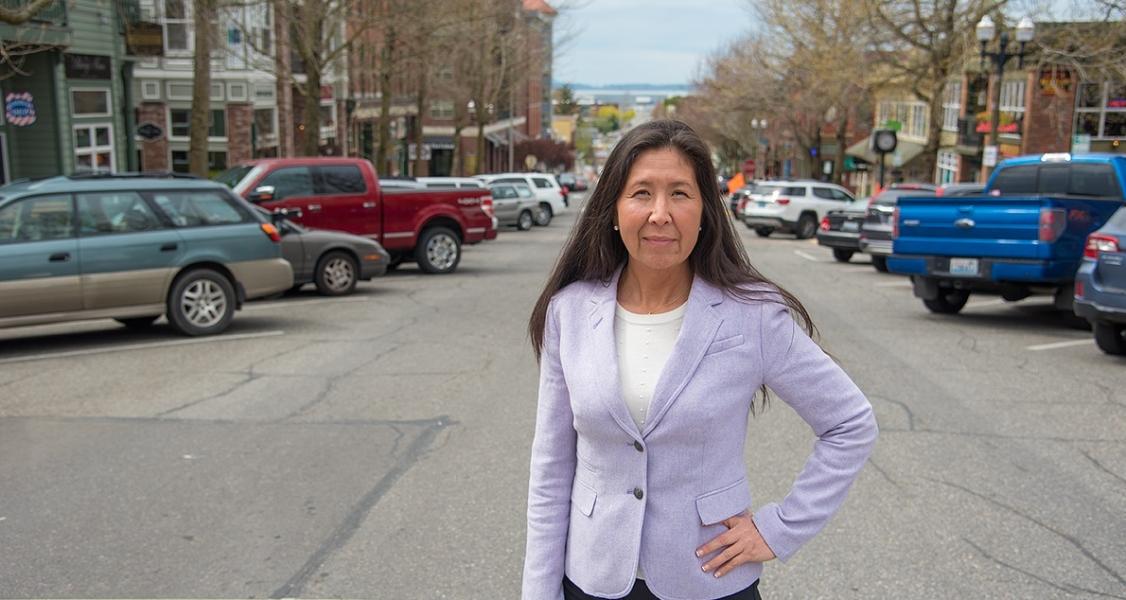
[563,575,761,600]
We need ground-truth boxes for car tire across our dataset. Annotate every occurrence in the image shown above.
[922,289,970,314]
[1093,322,1126,355]
[754,227,774,237]
[872,256,889,272]
[517,210,534,231]
[832,249,854,263]
[115,316,158,329]
[415,226,461,274]
[534,203,553,226]
[166,268,236,336]
[314,251,358,296]
[795,214,818,239]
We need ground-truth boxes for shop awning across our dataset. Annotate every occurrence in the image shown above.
[845,138,926,167]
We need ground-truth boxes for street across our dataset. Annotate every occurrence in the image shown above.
[1,192,1124,599]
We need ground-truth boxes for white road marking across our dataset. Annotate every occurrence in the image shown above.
[1027,339,1093,351]
[965,299,1008,309]
[0,330,286,365]
[243,297,370,312]
[794,250,820,262]
[874,281,913,288]
[843,266,873,273]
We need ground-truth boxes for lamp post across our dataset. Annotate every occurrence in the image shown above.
[750,118,767,178]
[976,15,1035,180]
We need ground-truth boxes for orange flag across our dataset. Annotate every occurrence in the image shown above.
[727,173,745,194]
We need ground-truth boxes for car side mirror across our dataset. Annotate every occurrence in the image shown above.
[250,185,276,203]
[271,207,301,224]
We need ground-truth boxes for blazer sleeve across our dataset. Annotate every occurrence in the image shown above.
[751,299,878,562]
[522,300,577,600]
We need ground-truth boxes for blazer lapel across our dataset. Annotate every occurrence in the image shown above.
[587,267,643,439]
[641,276,724,438]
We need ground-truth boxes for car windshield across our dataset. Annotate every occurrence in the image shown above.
[214,165,254,189]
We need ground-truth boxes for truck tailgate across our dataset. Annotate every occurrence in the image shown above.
[894,195,1046,259]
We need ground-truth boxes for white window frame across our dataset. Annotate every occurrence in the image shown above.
[166,80,193,100]
[141,80,161,100]
[1074,81,1126,140]
[942,82,961,132]
[936,150,959,185]
[162,0,192,56]
[74,123,116,174]
[167,108,228,141]
[319,100,336,139]
[430,100,454,119]
[210,83,224,102]
[70,87,112,118]
[228,82,248,101]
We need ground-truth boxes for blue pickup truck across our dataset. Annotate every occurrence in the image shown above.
[887,153,1126,316]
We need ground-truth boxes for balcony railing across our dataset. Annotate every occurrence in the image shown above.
[0,0,68,25]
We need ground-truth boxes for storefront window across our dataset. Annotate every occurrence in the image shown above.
[1104,112,1126,137]
[1075,81,1126,139]
[74,124,114,173]
[1077,82,1102,108]
[1076,112,1101,137]
[1106,82,1126,108]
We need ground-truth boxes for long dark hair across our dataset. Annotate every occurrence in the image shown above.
[528,120,816,404]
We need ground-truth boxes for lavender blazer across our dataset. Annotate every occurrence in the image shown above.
[522,268,878,600]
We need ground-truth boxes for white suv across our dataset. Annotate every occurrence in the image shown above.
[476,173,567,226]
[741,181,857,239]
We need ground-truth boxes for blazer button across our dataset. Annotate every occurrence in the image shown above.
[634,440,644,452]
[633,487,644,500]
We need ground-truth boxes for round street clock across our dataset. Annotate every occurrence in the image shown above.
[872,129,898,154]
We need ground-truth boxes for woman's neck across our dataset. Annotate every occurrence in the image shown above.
[617,262,693,314]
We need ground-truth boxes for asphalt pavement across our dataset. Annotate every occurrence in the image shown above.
[0,191,1123,599]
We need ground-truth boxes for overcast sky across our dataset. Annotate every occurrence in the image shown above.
[552,0,752,87]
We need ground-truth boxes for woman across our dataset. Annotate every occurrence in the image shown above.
[523,120,878,600]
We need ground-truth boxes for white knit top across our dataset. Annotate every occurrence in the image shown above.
[614,301,687,580]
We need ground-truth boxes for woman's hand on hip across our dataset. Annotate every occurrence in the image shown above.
[696,511,776,577]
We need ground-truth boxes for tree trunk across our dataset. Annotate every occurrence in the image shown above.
[475,107,487,175]
[921,72,948,184]
[375,23,396,176]
[300,6,323,157]
[273,0,295,157]
[188,0,213,176]
[413,62,428,176]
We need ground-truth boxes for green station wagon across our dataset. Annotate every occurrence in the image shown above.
[0,174,293,336]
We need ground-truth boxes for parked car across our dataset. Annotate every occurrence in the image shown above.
[558,173,589,192]
[261,208,390,296]
[936,182,986,197]
[417,177,486,189]
[0,173,293,336]
[741,180,857,239]
[488,182,540,231]
[476,173,567,225]
[861,184,938,272]
[889,153,1126,316]
[817,199,869,262]
[1074,207,1126,354]
[219,158,496,275]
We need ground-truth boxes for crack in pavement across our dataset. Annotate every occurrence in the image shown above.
[869,394,916,431]
[269,416,450,599]
[280,343,405,421]
[1078,448,1126,488]
[878,427,1124,444]
[933,478,1126,589]
[865,458,902,491]
[962,537,1126,599]
[156,372,260,417]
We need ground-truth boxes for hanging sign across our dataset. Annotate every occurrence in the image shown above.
[137,122,164,141]
[5,92,36,127]
[64,53,112,80]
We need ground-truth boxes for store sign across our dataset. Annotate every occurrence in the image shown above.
[983,145,999,167]
[5,92,36,127]
[125,22,164,56]
[1072,134,1091,154]
[64,53,111,80]
[137,122,164,141]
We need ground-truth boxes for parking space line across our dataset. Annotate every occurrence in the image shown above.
[1026,339,1093,351]
[965,299,1008,309]
[243,297,370,312]
[874,280,913,288]
[794,250,820,262]
[0,330,286,365]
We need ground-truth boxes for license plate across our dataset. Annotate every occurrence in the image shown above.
[842,221,860,232]
[949,258,979,276]
[756,201,766,208]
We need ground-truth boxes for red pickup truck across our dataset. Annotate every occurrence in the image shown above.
[217,158,496,274]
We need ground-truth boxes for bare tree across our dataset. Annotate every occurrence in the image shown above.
[0,0,58,24]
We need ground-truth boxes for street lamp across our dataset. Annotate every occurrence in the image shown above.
[750,118,767,178]
[976,15,1035,178]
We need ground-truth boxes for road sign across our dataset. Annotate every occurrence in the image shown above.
[983,145,999,167]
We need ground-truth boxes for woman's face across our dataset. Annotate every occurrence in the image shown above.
[615,147,703,273]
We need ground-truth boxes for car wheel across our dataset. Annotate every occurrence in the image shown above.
[872,256,889,272]
[115,316,158,329]
[795,214,818,239]
[415,226,461,274]
[534,203,553,226]
[832,249,854,263]
[754,227,774,237]
[166,268,236,336]
[517,210,534,231]
[1093,322,1126,355]
[315,251,358,296]
[922,289,970,314]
